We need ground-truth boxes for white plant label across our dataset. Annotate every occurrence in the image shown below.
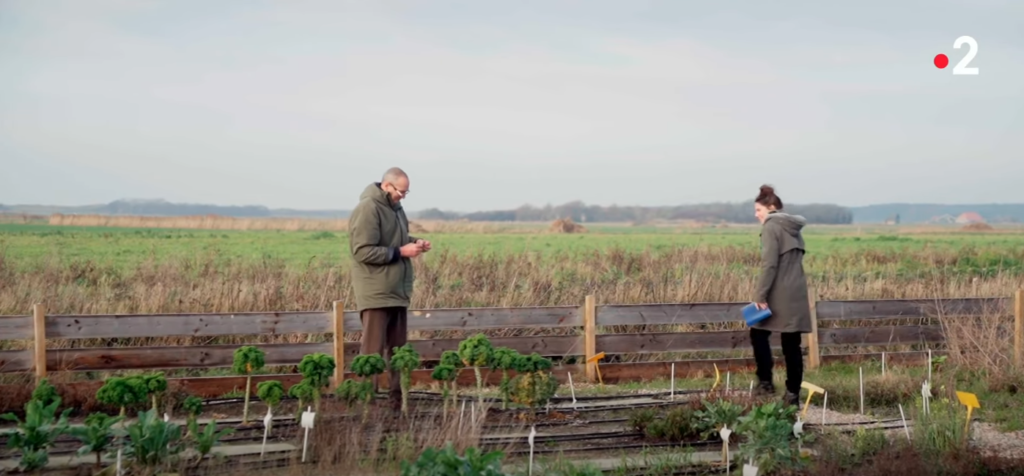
[163,413,169,422]
[922,381,932,416]
[720,425,732,468]
[822,391,828,425]
[567,372,577,406]
[261,407,273,458]
[898,404,911,442]
[859,366,865,415]
[528,425,537,476]
[927,349,933,384]
[793,417,805,452]
[670,363,675,399]
[300,407,315,429]
[743,463,759,476]
[301,406,315,463]
[726,372,731,394]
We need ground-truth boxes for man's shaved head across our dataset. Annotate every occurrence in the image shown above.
[382,167,408,183]
[380,167,410,203]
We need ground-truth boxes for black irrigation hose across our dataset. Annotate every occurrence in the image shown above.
[500,439,719,457]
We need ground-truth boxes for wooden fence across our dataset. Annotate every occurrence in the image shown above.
[1,291,1022,401]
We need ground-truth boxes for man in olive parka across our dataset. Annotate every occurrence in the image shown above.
[349,167,430,409]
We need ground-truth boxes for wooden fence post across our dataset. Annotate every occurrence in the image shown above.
[1014,290,1023,367]
[584,295,597,382]
[807,290,821,370]
[332,300,345,388]
[33,303,46,380]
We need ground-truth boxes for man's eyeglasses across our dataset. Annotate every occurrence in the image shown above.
[385,182,409,196]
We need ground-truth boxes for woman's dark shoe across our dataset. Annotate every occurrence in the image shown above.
[783,391,800,407]
[753,381,775,397]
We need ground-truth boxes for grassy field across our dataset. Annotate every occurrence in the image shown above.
[2,222,1024,317]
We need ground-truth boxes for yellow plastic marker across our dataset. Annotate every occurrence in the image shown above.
[800,382,825,418]
[710,363,721,393]
[956,391,980,435]
[587,352,606,385]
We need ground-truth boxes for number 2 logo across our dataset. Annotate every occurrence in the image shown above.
[952,36,979,75]
[936,36,979,75]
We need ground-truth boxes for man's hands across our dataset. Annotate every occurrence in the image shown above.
[755,302,769,311]
[399,240,432,258]
[399,242,423,258]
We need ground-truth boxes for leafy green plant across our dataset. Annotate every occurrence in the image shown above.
[96,376,148,417]
[68,412,125,469]
[123,409,184,473]
[458,333,495,405]
[694,397,747,440]
[509,352,558,412]
[186,419,235,468]
[440,350,464,410]
[489,347,521,410]
[637,405,702,441]
[232,345,266,425]
[351,353,386,422]
[256,380,284,413]
[431,363,458,414]
[30,378,60,407]
[336,378,375,423]
[389,343,421,416]
[399,442,508,476]
[0,396,72,472]
[297,352,336,412]
[734,400,808,474]
[140,372,168,414]
[288,380,316,421]
[182,395,203,430]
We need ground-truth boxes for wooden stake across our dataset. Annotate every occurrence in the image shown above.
[807,289,820,370]
[33,303,46,380]
[584,295,597,382]
[1014,290,1023,367]
[332,300,345,389]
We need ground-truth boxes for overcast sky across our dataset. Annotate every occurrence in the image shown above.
[1,0,1022,212]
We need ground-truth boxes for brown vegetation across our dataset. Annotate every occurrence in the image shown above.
[548,217,586,233]
[962,222,995,231]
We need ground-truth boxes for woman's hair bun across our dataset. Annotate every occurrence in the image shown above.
[755,184,783,209]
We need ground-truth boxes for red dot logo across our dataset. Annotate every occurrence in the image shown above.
[934,54,949,69]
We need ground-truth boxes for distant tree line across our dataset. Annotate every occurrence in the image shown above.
[414,200,854,224]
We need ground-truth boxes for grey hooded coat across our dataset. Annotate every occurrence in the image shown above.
[752,211,813,334]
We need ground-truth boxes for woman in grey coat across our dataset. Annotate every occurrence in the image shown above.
[750,185,812,406]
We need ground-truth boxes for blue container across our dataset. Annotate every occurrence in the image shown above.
[742,303,772,326]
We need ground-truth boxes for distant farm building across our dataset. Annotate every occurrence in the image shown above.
[955,212,986,224]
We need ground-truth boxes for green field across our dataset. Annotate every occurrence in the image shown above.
[3,223,1024,272]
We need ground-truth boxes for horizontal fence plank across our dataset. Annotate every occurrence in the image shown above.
[342,306,580,332]
[0,315,33,340]
[45,311,331,339]
[342,335,581,362]
[0,336,584,373]
[597,303,748,326]
[0,351,938,412]
[0,350,31,372]
[818,325,945,347]
[40,343,332,373]
[595,331,778,353]
[816,297,1010,321]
